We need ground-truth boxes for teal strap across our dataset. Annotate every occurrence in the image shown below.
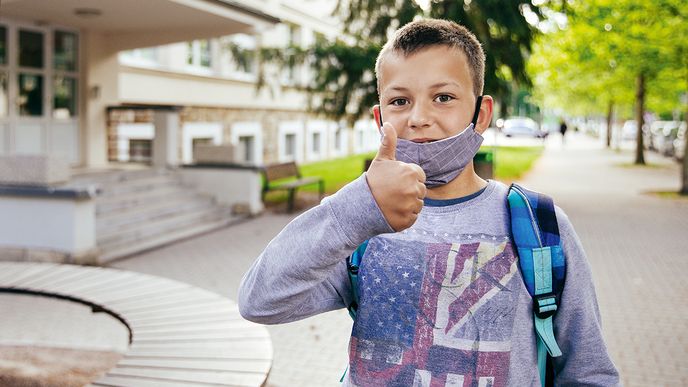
[534,314,562,357]
[532,246,562,385]
[340,366,348,383]
[534,247,553,294]
[536,336,548,387]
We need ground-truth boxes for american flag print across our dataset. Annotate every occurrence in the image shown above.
[349,235,520,387]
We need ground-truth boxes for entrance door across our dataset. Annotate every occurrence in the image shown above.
[0,21,79,163]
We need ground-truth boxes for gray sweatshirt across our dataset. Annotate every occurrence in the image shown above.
[239,176,620,386]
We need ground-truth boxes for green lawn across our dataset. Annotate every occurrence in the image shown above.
[490,146,545,182]
[263,146,543,203]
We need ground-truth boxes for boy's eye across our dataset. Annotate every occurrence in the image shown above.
[435,94,454,103]
[390,98,409,106]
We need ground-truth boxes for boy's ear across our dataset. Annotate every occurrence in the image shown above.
[372,105,382,130]
[475,96,494,135]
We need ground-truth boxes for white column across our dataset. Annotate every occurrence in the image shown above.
[81,31,119,168]
[152,110,180,168]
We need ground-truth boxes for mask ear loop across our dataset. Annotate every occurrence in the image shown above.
[470,95,483,127]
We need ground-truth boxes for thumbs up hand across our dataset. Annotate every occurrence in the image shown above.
[366,122,427,232]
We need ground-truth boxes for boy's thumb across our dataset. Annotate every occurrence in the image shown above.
[375,123,397,161]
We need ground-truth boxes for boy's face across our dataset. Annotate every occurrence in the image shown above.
[377,45,485,142]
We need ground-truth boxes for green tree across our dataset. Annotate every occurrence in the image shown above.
[530,0,687,170]
[245,0,553,124]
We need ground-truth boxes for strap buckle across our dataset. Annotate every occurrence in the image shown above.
[533,293,558,319]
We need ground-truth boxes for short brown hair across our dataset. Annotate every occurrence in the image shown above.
[375,19,485,96]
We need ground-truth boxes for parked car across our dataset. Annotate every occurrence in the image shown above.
[656,121,683,157]
[672,122,687,161]
[501,117,546,138]
[647,121,670,151]
[622,120,638,141]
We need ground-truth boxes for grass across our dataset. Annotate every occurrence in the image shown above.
[644,190,688,200]
[263,145,543,206]
[491,146,545,182]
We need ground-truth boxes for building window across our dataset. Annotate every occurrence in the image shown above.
[53,76,77,119]
[0,26,6,65]
[129,139,152,162]
[18,73,43,116]
[312,132,321,153]
[285,133,296,158]
[225,33,257,75]
[334,128,342,151]
[0,73,6,118]
[238,135,255,163]
[120,47,159,67]
[188,40,212,68]
[19,30,44,69]
[54,31,78,71]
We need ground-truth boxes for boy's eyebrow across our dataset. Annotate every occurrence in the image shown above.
[383,81,462,94]
[428,81,462,89]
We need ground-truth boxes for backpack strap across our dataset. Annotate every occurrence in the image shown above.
[346,240,368,320]
[508,183,566,387]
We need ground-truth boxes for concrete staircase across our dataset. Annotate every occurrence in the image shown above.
[73,169,239,263]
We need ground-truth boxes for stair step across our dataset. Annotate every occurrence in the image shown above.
[97,197,216,235]
[97,205,226,246]
[97,175,179,197]
[71,169,169,185]
[98,211,239,263]
[96,185,196,215]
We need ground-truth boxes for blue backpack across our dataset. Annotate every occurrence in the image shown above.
[345,183,565,387]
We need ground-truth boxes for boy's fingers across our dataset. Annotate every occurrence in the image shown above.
[409,163,426,183]
[375,123,397,161]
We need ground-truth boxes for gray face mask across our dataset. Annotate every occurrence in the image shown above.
[395,122,484,187]
[376,96,484,188]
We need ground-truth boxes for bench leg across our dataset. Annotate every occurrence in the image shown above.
[287,188,296,213]
[319,181,324,200]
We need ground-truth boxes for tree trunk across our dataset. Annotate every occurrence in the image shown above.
[634,72,645,165]
[606,100,614,148]
[682,115,688,194]
[681,57,688,195]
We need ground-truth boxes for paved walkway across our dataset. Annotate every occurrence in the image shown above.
[521,133,688,386]
[4,131,684,386]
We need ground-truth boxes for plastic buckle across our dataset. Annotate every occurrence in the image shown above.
[346,257,359,275]
[533,293,558,319]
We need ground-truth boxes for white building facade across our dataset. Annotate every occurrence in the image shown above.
[110,0,379,168]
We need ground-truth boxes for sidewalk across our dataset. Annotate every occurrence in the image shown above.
[520,133,688,386]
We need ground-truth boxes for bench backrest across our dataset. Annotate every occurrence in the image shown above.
[263,161,300,182]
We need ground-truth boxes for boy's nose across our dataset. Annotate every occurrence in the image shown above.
[408,103,432,129]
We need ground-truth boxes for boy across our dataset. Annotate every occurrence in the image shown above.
[239,19,620,386]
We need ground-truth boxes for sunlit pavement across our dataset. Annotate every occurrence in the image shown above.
[7,131,682,386]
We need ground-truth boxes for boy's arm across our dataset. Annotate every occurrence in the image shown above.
[239,123,425,325]
[238,174,394,325]
[552,207,621,386]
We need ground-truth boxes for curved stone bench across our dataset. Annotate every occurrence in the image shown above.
[0,262,272,386]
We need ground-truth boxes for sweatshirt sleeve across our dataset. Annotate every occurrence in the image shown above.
[552,207,621,386]
[238,174,394,325]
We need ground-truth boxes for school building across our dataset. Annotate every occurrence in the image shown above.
[0,0,378,264]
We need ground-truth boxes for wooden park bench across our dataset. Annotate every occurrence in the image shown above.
[0,261,272,387]
[261,161,324,212]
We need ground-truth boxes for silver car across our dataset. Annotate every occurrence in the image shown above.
[501,117,546,138]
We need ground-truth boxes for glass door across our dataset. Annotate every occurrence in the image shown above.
[0,20,80,163]
[0,25,9,153]
[15,25,48,154]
